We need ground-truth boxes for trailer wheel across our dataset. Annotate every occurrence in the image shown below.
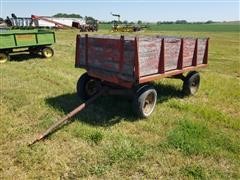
[183,71,200,95]
[42,47,54,58]
[76,73,101,101]
[133,85,157,118]
[0,53,9,63]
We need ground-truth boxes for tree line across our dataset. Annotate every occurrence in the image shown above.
[52,13,97,23]
[156,20,215,24]
[52,14,215,24]
[100,20,215,24]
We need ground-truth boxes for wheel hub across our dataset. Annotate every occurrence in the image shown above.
[44,49,52,58]
[0,53,8,63]
[143,92,155,115]
[85,80,99,96]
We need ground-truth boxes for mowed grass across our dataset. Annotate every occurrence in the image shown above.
[0,24,240,179]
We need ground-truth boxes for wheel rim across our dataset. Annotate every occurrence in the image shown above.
[143,92,156,116]
[85,80,99,96]
[0,53,8,63]
[43,48,53,58]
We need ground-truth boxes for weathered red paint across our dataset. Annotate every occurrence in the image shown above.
[85,34,89,70]
[139,64,208,84]
[87,70,133,88]
[177,38,184,70]
[159,38,165,73]
[203,38,209,64]
[192,38,198,66]
[134,37,140,82]
[75,35,209,88]
[119,35,124,73]
[75,34,81,67]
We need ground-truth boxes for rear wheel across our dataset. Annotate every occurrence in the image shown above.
[76,73,102,101]
[0,52,9,63]
[132,85,157,118]
[42,47,54,58]
[183,71,200,95]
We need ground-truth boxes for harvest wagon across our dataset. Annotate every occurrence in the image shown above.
[0,29,55,63]
[75,34,209,118]
[30,34,209,144]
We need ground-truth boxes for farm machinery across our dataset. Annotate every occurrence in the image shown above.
[0,29,55,63]
[30,34,209,145]
[111,13,148,32]
[0,13,98,32]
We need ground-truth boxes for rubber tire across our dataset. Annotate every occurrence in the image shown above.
[183,71,200,96]
[0,52,9,63]
[76,73,101,101]
[132,85,157,118]
[42,47,54,58]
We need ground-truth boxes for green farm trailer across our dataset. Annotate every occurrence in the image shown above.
[0,29,55,63]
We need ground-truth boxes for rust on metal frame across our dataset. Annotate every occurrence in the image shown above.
[75,34,81,67]
[192,38,198,66]
[203,38,209,64]
[139,64,207,84]
[85,34,89,69]
[134,37,140,82]
[177,38,184,70]
[158,38,165,73]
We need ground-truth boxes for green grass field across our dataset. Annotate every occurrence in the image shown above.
[99,23,240,32]
[1,24,240,179]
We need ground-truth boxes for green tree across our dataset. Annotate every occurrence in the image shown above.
[176,20,188,24]
[53,13,82,18]
[85,16,98,23]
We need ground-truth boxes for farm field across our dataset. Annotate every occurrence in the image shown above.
[0,24,240,179]
[99,23,240,32]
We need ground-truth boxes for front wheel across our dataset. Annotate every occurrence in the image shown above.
[0,52,9,63]
[42,47,54,58]
[183,71,200,96]
[132,85,157,118]
[76,73,102,101]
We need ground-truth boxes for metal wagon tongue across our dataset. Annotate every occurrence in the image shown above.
[29,87,108,146]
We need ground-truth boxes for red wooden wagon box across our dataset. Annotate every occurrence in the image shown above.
[75,34,209,117]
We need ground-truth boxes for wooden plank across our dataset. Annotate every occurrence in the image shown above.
[197,39,207,65]
[164,38,181,71]
[183,38,195,67]
[138,37,161,76]
[87,69,133,88]
[139,64,208,84]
